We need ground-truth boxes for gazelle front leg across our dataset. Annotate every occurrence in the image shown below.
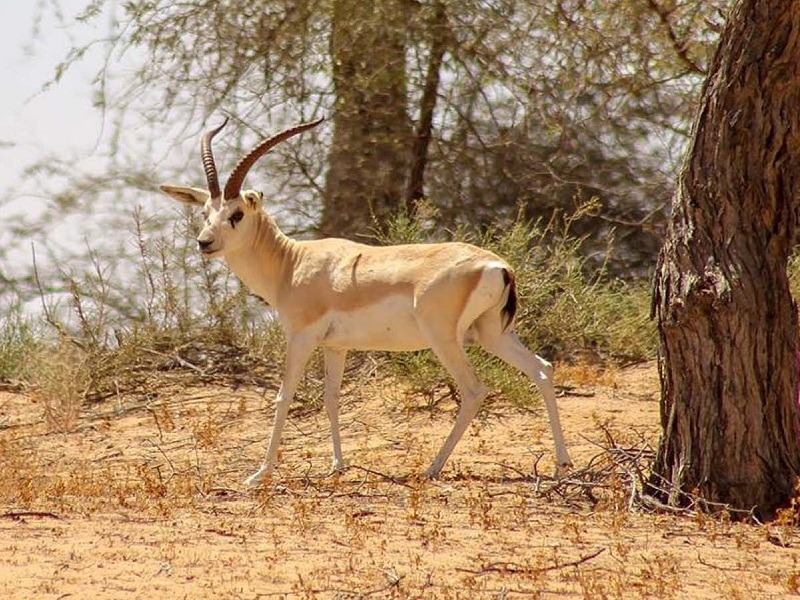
[323,347,347,472]
[244,335,316,486]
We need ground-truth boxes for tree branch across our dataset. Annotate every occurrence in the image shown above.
[645,0,706,75]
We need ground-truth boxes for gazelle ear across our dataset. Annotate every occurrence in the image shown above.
[159,185,209,206]
[243,190,264,208]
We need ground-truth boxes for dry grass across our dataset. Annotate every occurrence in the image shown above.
[2,210,799,596]
[0,361,798,598]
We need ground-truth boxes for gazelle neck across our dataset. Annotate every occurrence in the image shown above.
[225,209,295,306]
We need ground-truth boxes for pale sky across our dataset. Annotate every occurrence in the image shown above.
[0,1,175,298]
[0,1,108,210]
[0,1,313,288]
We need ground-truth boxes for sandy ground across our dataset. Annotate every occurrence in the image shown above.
[1,361,799,599]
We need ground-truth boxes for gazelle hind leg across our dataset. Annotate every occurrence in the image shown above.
[424,338,489,478]
[479,328,572,471]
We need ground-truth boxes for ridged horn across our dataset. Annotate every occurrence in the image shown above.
[223,117,324,200]
[201,118,229,199]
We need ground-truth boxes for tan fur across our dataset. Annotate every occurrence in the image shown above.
[226,211,507,336]
[161,140,572,482]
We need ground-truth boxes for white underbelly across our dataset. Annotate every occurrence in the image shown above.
[321,295,428,352]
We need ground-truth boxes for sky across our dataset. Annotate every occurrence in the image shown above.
[0,1,181,304]
[0,1,109,211]
[0,0,322,313]
[0,1,273,320]
[0,1,116,304]
[0,1,316,292]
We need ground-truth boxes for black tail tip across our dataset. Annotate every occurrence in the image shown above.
[501,268,517,331]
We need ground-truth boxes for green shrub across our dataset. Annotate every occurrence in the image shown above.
[0,306,38,383]
[20,201,658,413]
[373,202,657,408]
[19,208,287,406]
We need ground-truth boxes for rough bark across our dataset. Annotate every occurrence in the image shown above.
[404,1,447,207]
[322,0,412,239]
[651,0,800,517]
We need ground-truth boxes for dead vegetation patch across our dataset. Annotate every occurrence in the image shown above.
[1,362,799,598]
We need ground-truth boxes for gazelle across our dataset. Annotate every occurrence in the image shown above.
[160,117,572,485]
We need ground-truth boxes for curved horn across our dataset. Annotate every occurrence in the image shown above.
[201,118,229,199]
[223,117,324,200]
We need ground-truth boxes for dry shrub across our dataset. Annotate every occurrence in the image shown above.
[190,404,224,448]
[0,438,41,506]
[27,342,91,433]
[4,200,659,428]
[556,362,619,387]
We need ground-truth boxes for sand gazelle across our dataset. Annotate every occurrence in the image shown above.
[159,117,573,485]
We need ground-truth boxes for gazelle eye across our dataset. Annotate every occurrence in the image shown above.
[229,210,244,228]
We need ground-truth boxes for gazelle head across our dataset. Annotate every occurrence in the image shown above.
[160,117,324,258]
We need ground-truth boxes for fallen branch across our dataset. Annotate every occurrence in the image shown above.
[346,465,413,488]
[143,348,205,375]
[457,547,606,576]
[1,511,63,521]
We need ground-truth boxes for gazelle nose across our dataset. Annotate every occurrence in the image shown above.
[198,239,213,251]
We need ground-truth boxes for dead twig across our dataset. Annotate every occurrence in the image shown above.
[457,547,606,576]
[1,511,63,521]
[142,347,205,375]
[696,553,772,573]
[532,424,658,509]
[346,465,413,488]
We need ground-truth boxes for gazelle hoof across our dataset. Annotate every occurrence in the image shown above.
[330,458,349,473]
[555,462,573,479]
[423,466,442,480]
[244,466,269,487]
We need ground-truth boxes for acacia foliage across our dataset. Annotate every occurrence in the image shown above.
[2,0,727,308]
[71,1,722,247]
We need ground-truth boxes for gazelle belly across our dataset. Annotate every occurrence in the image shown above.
[322,295,429,352]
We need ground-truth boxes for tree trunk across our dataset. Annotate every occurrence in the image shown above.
[651,0,800,517]
[322,0,412,239]
[404,1,447,207]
